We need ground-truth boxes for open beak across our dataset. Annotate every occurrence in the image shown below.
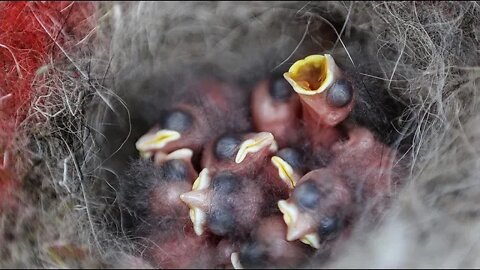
[283,54,341,96]
[271,156,298,189]
[135,129,181,153]
[235,132,278,164]
[277,200,320,249]
[180,168,211,236]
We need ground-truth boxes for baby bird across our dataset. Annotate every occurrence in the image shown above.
[232,216,313,269]
[124,155,198,225]
[283,54,355,149]
[180,168,267,238]
[330,126,398,211]
[251,72,302,148]
[277,168,353,250]
[201,132,278,175]
[276,129,398,251]
[135,79,250,161]
[202,133,302,202]
[135,103,210,159]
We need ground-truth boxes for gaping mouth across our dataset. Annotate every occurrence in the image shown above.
[235,132,278,164]
[283,54,338,95]
[271,156,297,189]
[180,168,211,236]
[135,129,181,153]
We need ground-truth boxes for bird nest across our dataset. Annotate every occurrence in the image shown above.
[2,1,480,268]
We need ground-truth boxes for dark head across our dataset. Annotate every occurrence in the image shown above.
[213,134,242,161]
[276,147,305,172]
[326,79,353,108]
[268,72,295,101]
[278,168,352,249]
[159,108,194,133]
[161,159,189,181]
[238,240,268,269]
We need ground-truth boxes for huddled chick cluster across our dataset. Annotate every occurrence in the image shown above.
[129,54,398,268]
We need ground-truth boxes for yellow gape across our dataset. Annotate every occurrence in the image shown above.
[283,54,340,95]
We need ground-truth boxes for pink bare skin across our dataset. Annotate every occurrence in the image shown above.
[215,239,239,268]
[251,79,302,147]
[146,158,199,223]
[330,126,398,213]
[277,168,354,252]
[138,79,249,161]
[259,161,294,200]
[131,69,401,269]
[146,228,216,269]
[277,128,397,253]
[140,103,211,156]
[240,215,313,268]
[299,78,355,150]
[194,80,240,113]
[294,168,354,223]
[148,181,191,219]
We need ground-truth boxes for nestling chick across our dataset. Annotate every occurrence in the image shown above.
[201,132,278,174]
[135,103,210,159]
[330,126,398,210]
[232,216,313,269]
[123,157,197,224]
[135,79,250,161]
[180,168,267,238]
[283,54,355,149]
[278,168,353,250]
[251,72,302,148]
[202,132,298,202]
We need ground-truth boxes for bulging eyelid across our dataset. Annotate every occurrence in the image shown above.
[212,173,239,194]
[326,79,353,108]
[214,135,242,161]
[318,216,341,241]
[292,181,320,210]
[160,109,194,133]
[268,76,294,101]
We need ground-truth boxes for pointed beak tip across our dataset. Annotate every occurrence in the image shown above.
[277,199,287,209]
[286,234,297,242]
[286,228,305,242]
[231,252,243,269]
